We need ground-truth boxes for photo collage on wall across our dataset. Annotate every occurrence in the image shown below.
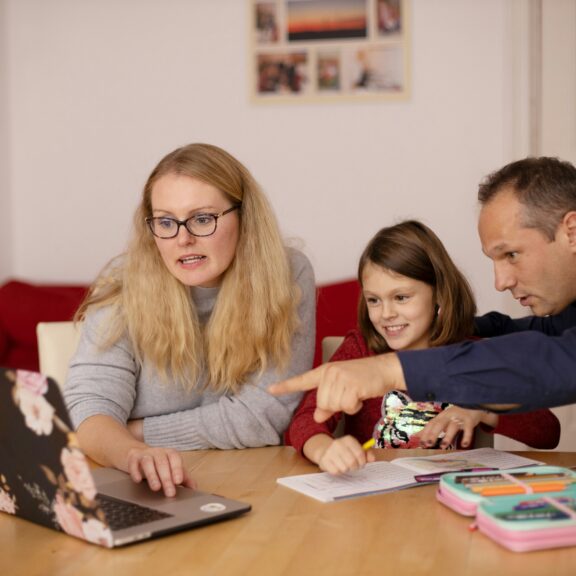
[250,0,410,103]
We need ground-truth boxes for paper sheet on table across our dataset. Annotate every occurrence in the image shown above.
[277,448,542,502]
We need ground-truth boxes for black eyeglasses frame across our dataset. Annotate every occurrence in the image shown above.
[145,205,240,239]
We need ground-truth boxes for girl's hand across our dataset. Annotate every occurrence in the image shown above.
[317,435,376,475]
[125,446,197,497]
[419,406,498,449]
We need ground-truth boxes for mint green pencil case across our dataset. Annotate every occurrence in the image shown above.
[475,489,576,552]
[436,466,576,517]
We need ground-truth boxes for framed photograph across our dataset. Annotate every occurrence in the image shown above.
[249,0,410,103]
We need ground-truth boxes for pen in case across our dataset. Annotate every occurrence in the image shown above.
[478,482,569,497]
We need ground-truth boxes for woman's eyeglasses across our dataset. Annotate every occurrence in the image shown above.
[145,205,240,239]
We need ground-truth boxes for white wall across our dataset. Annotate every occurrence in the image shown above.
[541,0,576,162]
[4,0,522,317]
[0,0,12,278]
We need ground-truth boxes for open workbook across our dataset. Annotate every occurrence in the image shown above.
[277,448,543,503]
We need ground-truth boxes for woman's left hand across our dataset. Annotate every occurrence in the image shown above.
[419,406,497,449]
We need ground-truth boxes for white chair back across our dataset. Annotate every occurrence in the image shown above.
[36,321,82,389]
[321,336,344,363]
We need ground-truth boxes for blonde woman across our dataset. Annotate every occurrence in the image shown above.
[65,143,315,496]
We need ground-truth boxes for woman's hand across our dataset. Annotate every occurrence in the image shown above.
[316,435,376,475]
[76,415,196,498]
[126,419,197,496]
[125,445,197,497]
[419,406,499,449]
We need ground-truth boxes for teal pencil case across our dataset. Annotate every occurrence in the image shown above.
[436,466,576,516]
[475,489,576,552]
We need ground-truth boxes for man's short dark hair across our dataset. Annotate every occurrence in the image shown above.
[478,157,576,240]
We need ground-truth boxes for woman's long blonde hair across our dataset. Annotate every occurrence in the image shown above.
[76,143,300,392]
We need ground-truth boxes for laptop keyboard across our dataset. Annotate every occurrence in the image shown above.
[96,494,173,531]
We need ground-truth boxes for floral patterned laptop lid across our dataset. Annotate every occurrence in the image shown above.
[0,368,113,547]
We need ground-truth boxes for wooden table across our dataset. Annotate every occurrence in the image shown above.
[2,448,576,576]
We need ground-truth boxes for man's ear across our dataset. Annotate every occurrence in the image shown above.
[563,211,576,251]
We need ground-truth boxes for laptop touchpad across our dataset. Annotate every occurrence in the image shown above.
[93,467,199,506]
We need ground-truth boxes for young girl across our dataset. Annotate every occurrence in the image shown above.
[285,220,559,475]
[64,143,316,495]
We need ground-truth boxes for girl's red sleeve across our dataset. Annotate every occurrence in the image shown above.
[284,330,371,455]
[485,409,561,449]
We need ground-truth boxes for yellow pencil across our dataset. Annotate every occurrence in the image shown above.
[362,438,376,451]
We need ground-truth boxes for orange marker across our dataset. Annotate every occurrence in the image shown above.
[479,482,567,497]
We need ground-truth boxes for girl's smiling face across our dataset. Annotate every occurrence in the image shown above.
[362,262,436,351]
[150,173,240,288]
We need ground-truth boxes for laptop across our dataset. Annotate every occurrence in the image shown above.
[0,367,251,548]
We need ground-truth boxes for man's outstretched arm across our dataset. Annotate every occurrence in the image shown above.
[269,339,533,417]
[269,354,405,422]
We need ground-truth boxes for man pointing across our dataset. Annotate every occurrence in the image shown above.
[271,157,576,420]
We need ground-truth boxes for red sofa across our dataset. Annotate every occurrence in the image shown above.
[314,279,360,366]
[0,278,360,372]
[0,280,88,372]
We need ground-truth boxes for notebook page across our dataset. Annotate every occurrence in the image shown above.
[277,461,417,502]
[392,448,542,474]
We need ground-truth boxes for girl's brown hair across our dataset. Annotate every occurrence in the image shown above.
[357,220,476,354]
